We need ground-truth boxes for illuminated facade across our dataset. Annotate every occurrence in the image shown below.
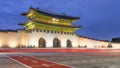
[0,7,120,48]
[20,7,81,48]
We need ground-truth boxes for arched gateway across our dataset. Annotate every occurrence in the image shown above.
[38,38,46,48]
[53,38,61,48]
[67,39,72,47]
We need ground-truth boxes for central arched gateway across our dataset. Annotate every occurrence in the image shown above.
[53,38,61,48]
[67,39,72,47]
[38,38,46,48]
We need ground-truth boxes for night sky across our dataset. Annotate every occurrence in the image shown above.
[0,0,120,41]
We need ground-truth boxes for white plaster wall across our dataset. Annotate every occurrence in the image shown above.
[28,30,78,48]
[0,30,120,48]
[18,30,28,46]
[7,32,18,48]
[0,30,28,48]
[111,43,120,48]
[94,40,109,48]
[0,31,18,48]
[77,37,95,48]
[77,36,110,48]
[0,32,8,47]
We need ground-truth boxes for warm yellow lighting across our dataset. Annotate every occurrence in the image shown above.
[28,13,33,17]
[0,40,2,47]
[9,41,17,48]
[27,22,32,26]
[52,18,59,22]
[25,9,77,27]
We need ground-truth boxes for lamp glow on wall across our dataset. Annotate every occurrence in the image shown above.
[9,41,17,48]
[0,40,2,47]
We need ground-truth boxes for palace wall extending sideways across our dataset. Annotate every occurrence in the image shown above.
[0,30,120,48]
[77,36,109,48]
[0,30,28,48]
[77,35,120,48]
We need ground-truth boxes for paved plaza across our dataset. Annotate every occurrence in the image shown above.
[25,52,120,68]
[0,54,27,68]
[0,49,120,68]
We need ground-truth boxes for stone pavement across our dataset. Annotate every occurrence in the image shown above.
[0,54,27,68]
[0,51,120,68]
[25,52,120,68]
[6,54,72,68]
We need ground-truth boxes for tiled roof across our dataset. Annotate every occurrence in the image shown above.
[19,19,81,28]
[22,7,80,20]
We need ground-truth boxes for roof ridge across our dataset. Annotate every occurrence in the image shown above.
[30,7,80,20]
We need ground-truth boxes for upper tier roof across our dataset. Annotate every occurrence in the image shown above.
[22,7,80,20]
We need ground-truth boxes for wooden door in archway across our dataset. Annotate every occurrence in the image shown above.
[67,39,72,47]
[53,38,61,48]
[38,38,46,48]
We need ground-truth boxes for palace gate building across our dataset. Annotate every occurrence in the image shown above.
[0,7,120,48]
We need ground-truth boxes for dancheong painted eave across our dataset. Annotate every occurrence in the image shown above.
[19,20,82,28]
[21,7,80,20]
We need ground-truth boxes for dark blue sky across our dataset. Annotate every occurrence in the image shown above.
[0,0,120,41]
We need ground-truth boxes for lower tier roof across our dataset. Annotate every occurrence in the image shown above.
[19,19,81,28]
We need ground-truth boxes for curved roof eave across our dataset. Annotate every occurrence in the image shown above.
[22,7,80,20]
